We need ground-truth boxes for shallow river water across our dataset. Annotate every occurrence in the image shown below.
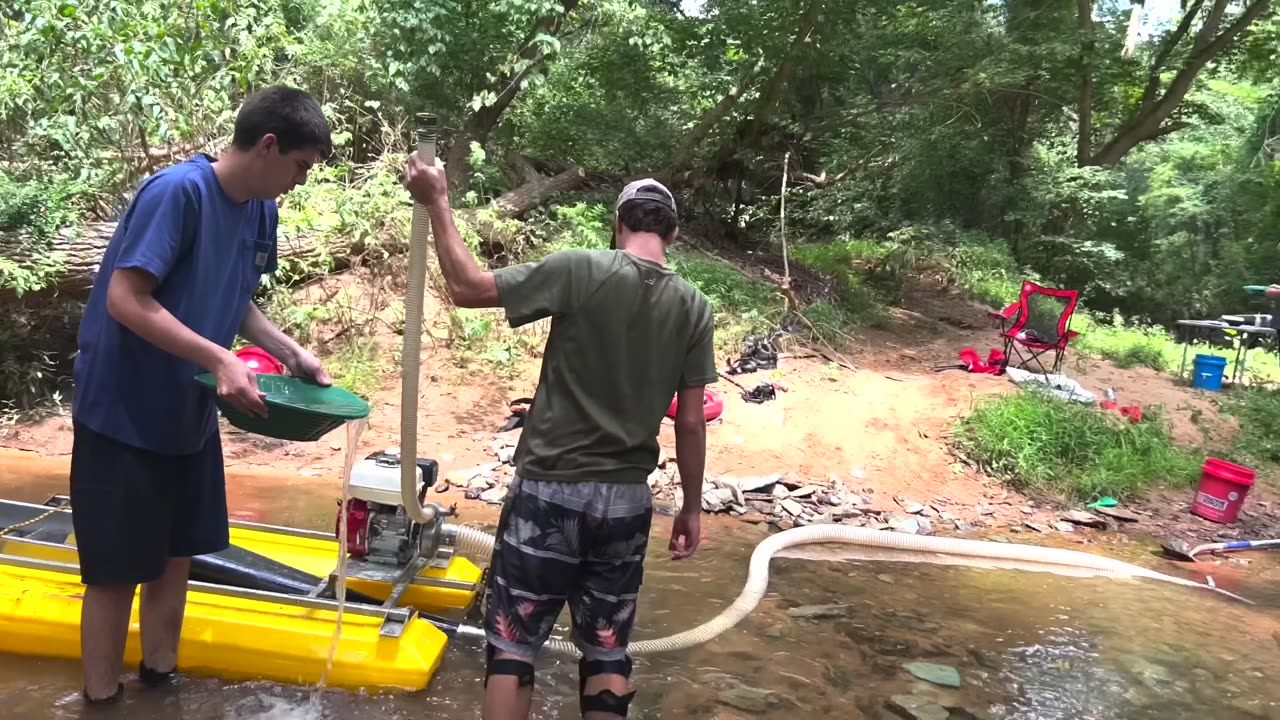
[0,451,1278,719]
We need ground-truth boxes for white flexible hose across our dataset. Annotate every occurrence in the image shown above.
[401,117,439,526]
[443,522,1251,657]
[452,524,495,564]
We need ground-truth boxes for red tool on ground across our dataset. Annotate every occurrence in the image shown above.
[1098,388,1143,423]
[956,347,1006,374]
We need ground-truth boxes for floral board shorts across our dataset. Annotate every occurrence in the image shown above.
[483,474,653,662]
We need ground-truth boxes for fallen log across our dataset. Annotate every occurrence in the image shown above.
[0,165,587,300]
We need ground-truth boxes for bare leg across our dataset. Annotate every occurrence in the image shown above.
[583,673,630,720]
[139,557,191,674]
[81,584,136,699]
[481,650,535,720]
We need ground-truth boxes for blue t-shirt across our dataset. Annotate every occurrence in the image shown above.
[72,154,279,455]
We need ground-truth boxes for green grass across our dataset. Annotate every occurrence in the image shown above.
[953,390,1201,502]
[324,338,386,400]
[448,307,536,376]
[790,239,888,273]
[938,234,1025,308]
[1217,386,1280,468]
[669,250,787,352]
[789,240,890,329]
[1069,312,1280,383]
[1072,315,1178,371]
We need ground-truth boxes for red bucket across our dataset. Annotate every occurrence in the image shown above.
[1191,457,1256,524]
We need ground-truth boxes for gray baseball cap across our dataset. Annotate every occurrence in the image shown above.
[616,178,677,215]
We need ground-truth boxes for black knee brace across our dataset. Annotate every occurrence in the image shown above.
[579,656,636,717]
[484,643,535,689]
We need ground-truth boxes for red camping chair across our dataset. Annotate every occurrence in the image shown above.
[988,281,1080,375]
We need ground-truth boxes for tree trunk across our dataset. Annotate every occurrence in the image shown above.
[671,60,760,174]
[483,166,586,222]
[505,149,543,186]
[751,0,824,129]
[1087,0,1270,166]
[1078,0,1094,166]
[1122,0,1145,57]
[713,0,825,165]
[446,0,581,192]
[1,166,588,300]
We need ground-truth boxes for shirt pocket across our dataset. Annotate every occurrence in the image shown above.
[239,235,270,296]
[251,238,272,274]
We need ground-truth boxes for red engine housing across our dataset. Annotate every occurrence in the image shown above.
[337,498,371,557]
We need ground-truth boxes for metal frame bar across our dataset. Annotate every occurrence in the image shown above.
[227,518,338,542]
[0,549,414,627]
[410,574,477,592]
[0,534,76,556]
[2,497,71,514]
[8,500,479,589]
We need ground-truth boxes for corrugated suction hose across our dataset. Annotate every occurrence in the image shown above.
[443,523,1251,657]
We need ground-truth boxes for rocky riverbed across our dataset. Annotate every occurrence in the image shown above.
[430,428,1159,541]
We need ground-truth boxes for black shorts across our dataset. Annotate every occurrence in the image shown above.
[69,420,230,586]
[484,474,652,662]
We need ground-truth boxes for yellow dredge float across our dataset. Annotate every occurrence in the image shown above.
[0,496,486,693]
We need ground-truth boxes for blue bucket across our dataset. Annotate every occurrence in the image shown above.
[1192,354,1228,391]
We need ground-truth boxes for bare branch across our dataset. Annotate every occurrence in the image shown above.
[1191,0,1230,51]
[1139,0,1203,111]
[1123,0,1146,58]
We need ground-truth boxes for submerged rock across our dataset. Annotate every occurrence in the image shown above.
[701,673,784,714]
[785,604,851,620]
[886,695,949,720]
[716,685,777,713]
[903,661,961,688]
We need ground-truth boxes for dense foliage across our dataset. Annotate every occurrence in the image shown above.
[2,0,1280,410]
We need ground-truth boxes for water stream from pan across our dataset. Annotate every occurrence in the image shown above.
[308,417,367,712]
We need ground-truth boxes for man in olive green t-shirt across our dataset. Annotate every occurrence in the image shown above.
[402,155,717,720]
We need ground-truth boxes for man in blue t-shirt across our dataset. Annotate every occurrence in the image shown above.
[69,85,333,704]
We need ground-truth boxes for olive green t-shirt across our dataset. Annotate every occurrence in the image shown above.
[492,248,718,484]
